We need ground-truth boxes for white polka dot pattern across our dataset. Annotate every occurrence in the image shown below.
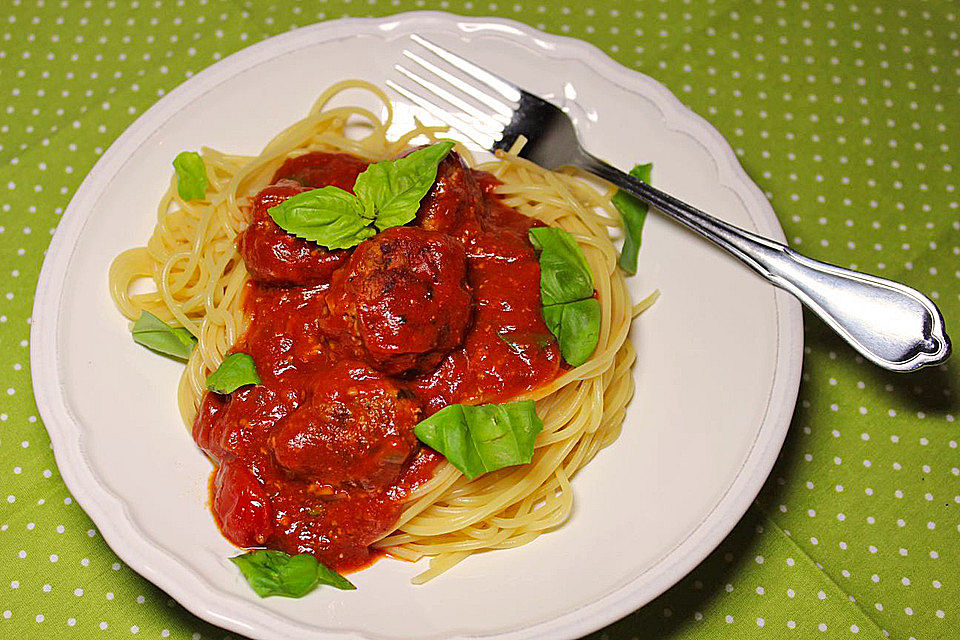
[0,1,957,639]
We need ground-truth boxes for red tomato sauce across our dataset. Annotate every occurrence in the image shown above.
[193,151,563,572]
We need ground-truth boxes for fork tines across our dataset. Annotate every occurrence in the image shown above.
[387,35,522,150]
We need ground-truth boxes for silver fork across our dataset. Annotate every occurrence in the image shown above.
[387,35,951,373]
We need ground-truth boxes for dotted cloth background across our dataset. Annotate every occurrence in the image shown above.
[1,1,957,639]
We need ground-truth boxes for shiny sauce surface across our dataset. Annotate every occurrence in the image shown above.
[193,151,562,571]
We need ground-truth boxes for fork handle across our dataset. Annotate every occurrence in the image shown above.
[579,154,951,372]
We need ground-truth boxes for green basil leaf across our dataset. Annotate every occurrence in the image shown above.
[528,227,601,366]
[314,560,356,590]
[206,353,261,394]
[266,142,453,250]
[172,151,209,201]
[528,227,594,306]
[354,141,455,230]
[542,298,601,367]
[611,163,653,275]
[414,400,543,480]
[268,186,376,250]
[131,310,197,361]
[230,549,355,598]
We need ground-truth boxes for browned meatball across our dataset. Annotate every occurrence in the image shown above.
[269,366,420,490]
[238,182,350,286]
[414,150,484,240]
[272,152,369,190]
[327,226,473,377]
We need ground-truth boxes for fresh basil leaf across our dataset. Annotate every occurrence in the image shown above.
[527,227,601,366]
[268,185,376,250]
[542,298,601,367]
[414,400,543,480]
[230,549,355,598]
[267,142,453,250]
[611,163,653,275]
[355,141,455,230]
[528,227,594,306]
[131,310,197,361]
[314,559,356,590]
[172,151,209,201]
[206,353,261,394]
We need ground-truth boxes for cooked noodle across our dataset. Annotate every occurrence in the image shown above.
[108,80,646,583]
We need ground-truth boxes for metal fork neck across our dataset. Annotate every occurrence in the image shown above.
[577,152,785,274]
[575,152,951,372]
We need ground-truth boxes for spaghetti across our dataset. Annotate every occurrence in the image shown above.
[109,81,643,583]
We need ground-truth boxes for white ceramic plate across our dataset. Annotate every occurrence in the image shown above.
[31,13,802,640]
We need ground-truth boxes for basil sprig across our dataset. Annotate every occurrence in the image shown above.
[268,141,455,249]
[266,186,375,250]
[354,141,455,228]
[414,400,543,480]
[131,310,197,361]
[172,151,209,201]
[230,549,355,598]
[528,227,601,367]
[611,163,653,275]
[206,353,261,394]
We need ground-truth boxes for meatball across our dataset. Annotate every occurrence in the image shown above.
[272,152,369,190]
[327,226,473,377]
[212,459,274,547]
[270,366,420,490]
[239,182,351,286]
[274,493,400,571]
[414,150,484,240]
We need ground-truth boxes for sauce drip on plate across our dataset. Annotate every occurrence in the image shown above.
[193,151,562,571]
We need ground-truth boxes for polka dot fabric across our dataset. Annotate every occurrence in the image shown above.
[1,1,956,638]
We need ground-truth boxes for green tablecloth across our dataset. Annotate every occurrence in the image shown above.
[1,1,956,638]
